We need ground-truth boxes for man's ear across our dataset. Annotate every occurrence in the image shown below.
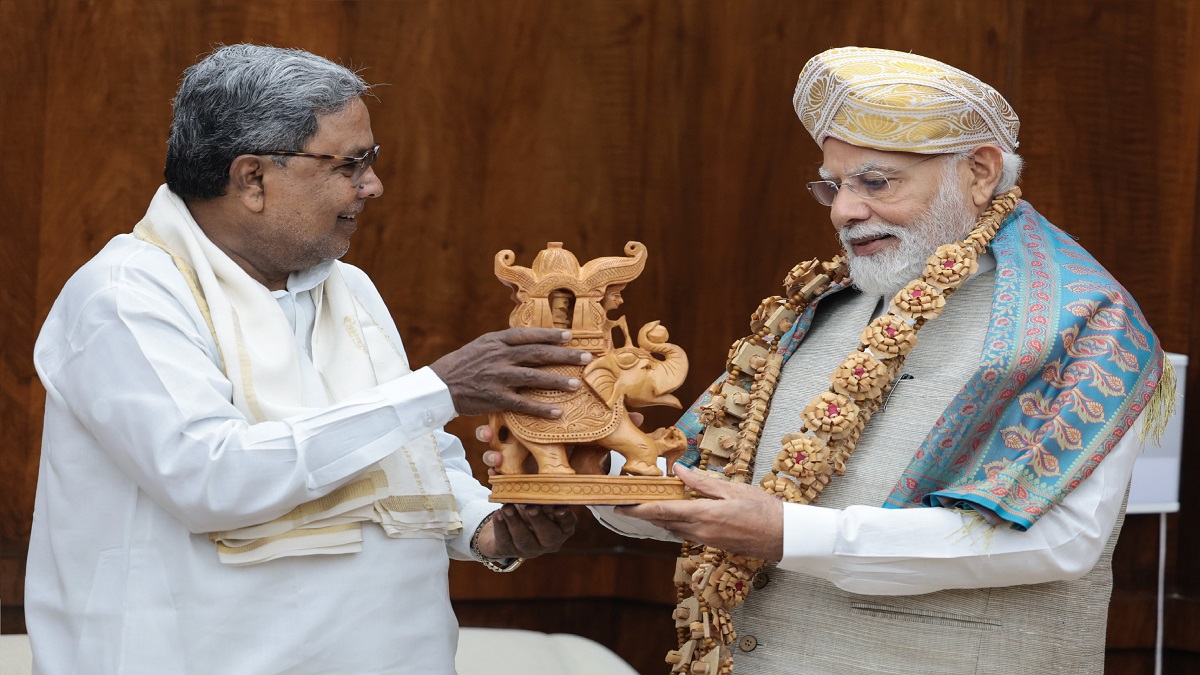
[228,155,268,213]
[966,145,1004,210]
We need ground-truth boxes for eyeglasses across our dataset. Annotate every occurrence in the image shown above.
[806,154,943,207]
[258,144,381,183]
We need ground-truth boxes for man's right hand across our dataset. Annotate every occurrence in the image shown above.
[430,328,591,418]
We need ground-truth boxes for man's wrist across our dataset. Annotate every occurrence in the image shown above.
[470,511,524,573]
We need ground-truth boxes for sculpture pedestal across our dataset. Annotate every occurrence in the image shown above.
[489,474,686,505]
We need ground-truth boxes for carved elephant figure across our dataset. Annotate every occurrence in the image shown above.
[489,321,689,476]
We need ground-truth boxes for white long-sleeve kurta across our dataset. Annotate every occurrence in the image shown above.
[28,234,496,675]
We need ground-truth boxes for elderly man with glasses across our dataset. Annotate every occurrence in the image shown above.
[582,47,1171,674]
[27,44,588,675]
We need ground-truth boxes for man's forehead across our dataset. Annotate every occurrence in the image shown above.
[310,99,376,154]
[818,141,926,178]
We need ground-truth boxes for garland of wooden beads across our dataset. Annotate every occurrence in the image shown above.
[665,188,1022,675]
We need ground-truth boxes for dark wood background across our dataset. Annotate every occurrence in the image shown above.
[3,1,1198,673]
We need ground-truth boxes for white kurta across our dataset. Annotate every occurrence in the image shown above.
[28,233,497,675]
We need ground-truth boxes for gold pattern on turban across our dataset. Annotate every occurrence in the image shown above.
[794,47,1019,154]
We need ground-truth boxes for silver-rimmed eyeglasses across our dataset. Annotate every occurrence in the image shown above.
[258,144,381,183]
[806,154,943,206]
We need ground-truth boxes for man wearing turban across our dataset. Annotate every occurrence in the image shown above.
[584,47,1170,673]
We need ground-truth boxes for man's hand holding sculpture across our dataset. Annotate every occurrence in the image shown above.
[430,327,592,418]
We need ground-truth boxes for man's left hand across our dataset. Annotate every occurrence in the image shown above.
[615,465,784,560]
[476,504,577,560]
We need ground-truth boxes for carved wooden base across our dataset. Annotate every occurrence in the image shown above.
[489,474,686,504]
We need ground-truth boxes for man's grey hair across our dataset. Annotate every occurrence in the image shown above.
[948,149,1024,196]
[165,44,370,199]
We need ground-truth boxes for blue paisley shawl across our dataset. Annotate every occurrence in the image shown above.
[677,201,1165,530]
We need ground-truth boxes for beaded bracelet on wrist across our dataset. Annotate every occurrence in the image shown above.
[470,511,525,573]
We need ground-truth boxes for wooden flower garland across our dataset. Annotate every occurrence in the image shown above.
[665,188,1022,674]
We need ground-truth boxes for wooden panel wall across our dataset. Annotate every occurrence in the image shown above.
[3,1,1198,673]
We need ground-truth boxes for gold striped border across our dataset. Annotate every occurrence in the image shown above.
[489,475,686,505]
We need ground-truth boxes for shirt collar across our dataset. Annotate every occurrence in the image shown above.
[278,259,336,296]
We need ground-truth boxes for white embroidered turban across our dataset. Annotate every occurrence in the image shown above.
[793,47,1019,154]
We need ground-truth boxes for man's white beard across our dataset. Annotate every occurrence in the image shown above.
[841,172,978,299]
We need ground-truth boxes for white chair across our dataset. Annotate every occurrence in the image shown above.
[1,628,640,674]
[456,627,639,675]
[0,633,32,675]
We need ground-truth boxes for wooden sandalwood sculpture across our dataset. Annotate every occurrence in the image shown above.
[487,242,690,504]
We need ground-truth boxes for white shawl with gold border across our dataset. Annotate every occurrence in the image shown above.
[134,184,460,565]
